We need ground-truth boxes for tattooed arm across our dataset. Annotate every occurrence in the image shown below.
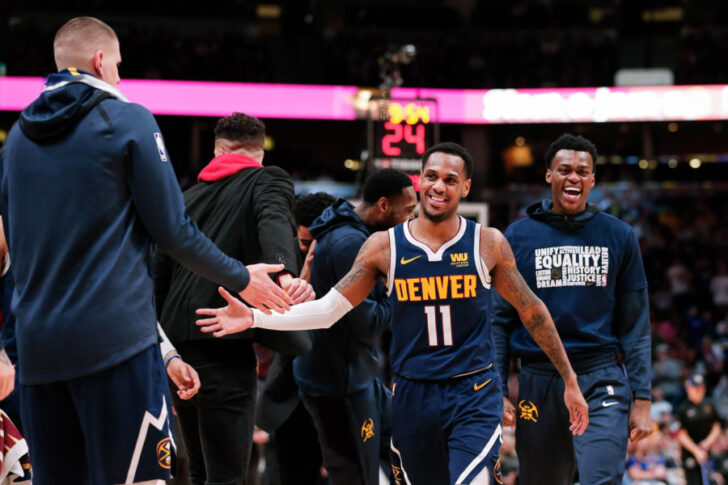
[195,232,391,336]
[482,227,589,435]
[333,231,390,304]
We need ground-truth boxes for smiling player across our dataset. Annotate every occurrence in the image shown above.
[196,141,589,485]
[492,134,652,485]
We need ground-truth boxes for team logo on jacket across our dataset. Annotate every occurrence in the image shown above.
[518,400,539,423]
[153,132,169,162]
[156,438,172,469]
[450,252,469,268]
[534,246,609,288]
[361,418,375,442]
[392,465,403,484]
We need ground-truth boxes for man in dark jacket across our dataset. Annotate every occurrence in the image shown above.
[256,192,335,485]
[492,134,652,485]
[292,169,417,485]
[155,112,314,485]
[0,17,289,485]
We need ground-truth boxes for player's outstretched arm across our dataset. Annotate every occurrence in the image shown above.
[482,228,589,436]
[195,232,390,337]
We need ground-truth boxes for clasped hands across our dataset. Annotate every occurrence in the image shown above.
[197,265,315,338]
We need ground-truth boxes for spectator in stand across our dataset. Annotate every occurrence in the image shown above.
[677,374,723,485]
[499,427,519,485]
[652,344,686,406]
[711,262,728,311]
[651,388,674,426]
[666,259,692,313]
[626,429,668,485]
[700,335,724,388]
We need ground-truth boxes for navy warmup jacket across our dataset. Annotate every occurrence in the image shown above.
[0,70,248,385]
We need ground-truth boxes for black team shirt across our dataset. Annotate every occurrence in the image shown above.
[677,398,719,456]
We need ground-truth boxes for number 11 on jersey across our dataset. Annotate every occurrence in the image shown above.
[424,305,453,346]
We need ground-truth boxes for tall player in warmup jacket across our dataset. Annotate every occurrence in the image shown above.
[0,17,290,485]
[196,142,590,485]
[492,134,652,485]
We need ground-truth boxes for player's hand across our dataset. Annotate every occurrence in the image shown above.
[197,287,255,337]
[280,276,315,304]
[563,376,589,436]
[0,350,14,400]
[503,396,516,429]
[239,263,291,315]
[299,240,316,283]
[693,447,708,464]
[253,426,270,445]
[166,356,201,400]
[629,398,653,442]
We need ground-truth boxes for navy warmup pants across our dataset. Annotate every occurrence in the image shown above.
[515,354,631,485]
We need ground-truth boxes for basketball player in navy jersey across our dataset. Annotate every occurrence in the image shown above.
[196,142,590,485]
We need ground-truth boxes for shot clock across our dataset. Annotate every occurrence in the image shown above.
[367,98,439,174]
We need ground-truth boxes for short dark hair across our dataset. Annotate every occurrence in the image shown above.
[544,134,597,169]
[362,169,413,204]
[214,113,265,147]
[54,17,118,47]
[293,192,336,227]
[422,142,473,179]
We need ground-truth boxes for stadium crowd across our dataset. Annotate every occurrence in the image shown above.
[5,12,728,89]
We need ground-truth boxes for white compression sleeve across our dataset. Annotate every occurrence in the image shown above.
[157,323,175,357]
[252,288,353,331]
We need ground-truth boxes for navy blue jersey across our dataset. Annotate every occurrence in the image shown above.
[496,210,647,360]
[387,217,493,380]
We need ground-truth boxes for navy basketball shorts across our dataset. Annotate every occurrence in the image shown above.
[515,358,631,485]
[391,367,503,485]
[21,344,176,485]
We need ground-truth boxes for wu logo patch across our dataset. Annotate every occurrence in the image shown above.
[450,252,469,268]
[518,400,539,423]
[361,418,375,442]
[153,132,169,162]
[156,438,172,469]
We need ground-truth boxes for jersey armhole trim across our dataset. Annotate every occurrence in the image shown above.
[473,224,492,289]
[387,227,396,296]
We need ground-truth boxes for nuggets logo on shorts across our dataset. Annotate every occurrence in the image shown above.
[361,418,375,443]
[518,400,539,423]
[494,458,504,484]
[156,438,172,469]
